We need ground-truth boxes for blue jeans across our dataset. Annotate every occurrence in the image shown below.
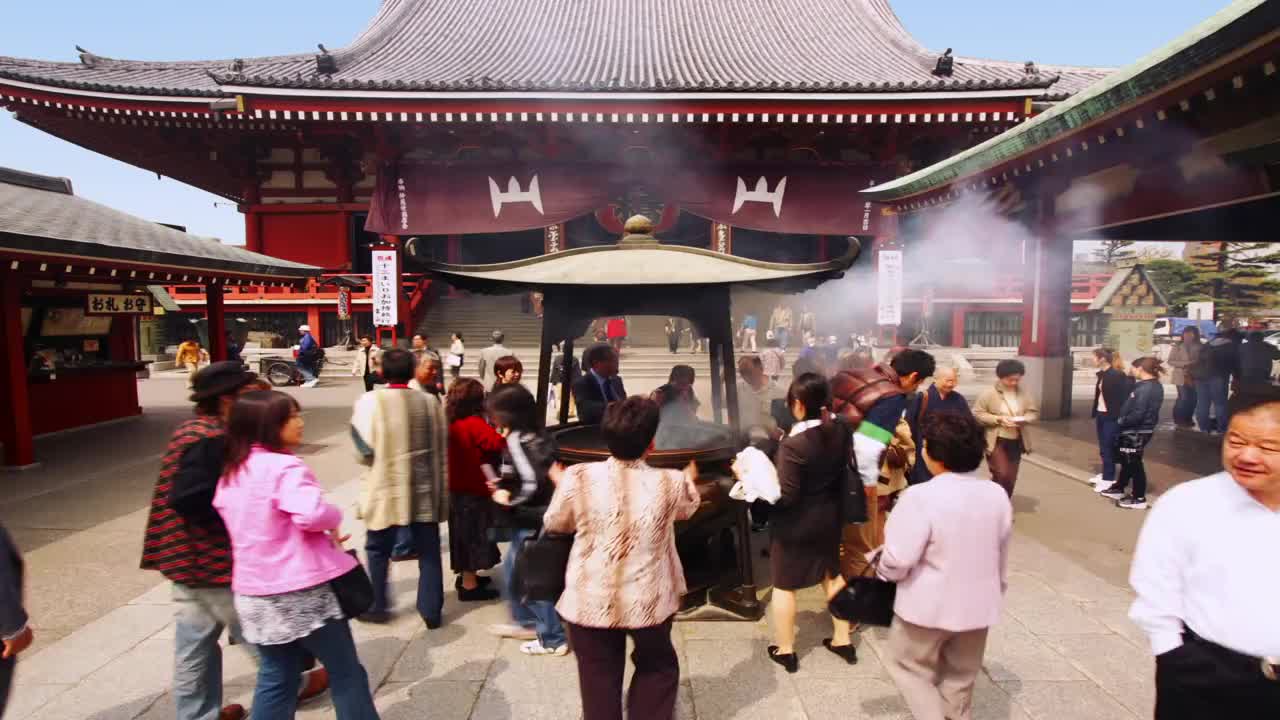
[1095,416,1121,483]
[1195,377,1229,433]
[1173,384,1197,426]
[253,620,378,720]
[391,526,415,559]
[365,522,444,626]
[173,584,257,720]
[505,528,568,649]
[297,361,317,382]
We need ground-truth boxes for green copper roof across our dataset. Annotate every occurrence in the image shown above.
[863,0,1276,202]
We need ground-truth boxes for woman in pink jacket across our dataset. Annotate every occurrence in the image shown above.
[877,411,1012,720]
[214,391,379,720]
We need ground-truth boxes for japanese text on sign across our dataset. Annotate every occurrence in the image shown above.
[877,250,903,326]
[337,287,351,320]
[371,249,398,327]
[86,294,153,315]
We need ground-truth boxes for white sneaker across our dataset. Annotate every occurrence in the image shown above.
[520,640,569,657]
[302,379,320,388]
[489,624,537,640]
[1088,474,1103,486]
[1093,478,1113,493]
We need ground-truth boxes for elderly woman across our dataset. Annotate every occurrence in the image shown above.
[973,359,1039,498]
[879,411,1013,720]
[545,396,700,720]
[907,366,972,485]
[768,373,854,673]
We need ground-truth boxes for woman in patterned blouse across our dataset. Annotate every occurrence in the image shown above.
[544,395,700,720]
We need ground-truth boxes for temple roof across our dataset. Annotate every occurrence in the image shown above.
[0,0,1107,99]
[863,0,1275,203]
[0,167,321,280]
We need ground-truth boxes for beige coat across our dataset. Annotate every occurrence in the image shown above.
[972,384,1040,453]
[350,387,449,530]
[351,345,382,377]
[878,417,916,497]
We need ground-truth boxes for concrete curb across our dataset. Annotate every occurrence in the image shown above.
[1022,452,1096,488]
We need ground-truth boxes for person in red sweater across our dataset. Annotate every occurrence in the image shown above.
[446,378,503,601]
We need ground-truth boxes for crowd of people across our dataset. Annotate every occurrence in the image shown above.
[0,312,1262,720]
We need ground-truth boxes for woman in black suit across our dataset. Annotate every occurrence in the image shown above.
[768,373,855,673]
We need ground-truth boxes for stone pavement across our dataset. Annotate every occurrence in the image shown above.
[2,377,1159,720]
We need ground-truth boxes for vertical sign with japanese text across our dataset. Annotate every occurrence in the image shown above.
[337,287,351,320]
[371,249,398,327]
[877,250,904,326]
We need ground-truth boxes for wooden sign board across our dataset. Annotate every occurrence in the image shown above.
[86,294,153,315]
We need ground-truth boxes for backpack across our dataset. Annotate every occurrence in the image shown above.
[829,365,906,426]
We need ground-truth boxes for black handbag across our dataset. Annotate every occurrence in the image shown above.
[828,563,897,627]
[516,530,574,603]
[330,550,375,619]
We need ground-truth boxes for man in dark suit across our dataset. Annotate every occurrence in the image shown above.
[0,522,32,717]
[573,343,626,425]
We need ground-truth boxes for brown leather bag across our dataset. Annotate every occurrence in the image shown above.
[829,365,906,426]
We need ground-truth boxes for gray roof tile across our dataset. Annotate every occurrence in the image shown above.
[0,168,320,279]
[1,0,1108,98]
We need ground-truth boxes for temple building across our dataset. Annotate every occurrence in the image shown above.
[865,0,1280,417]
[0,0,1109,349]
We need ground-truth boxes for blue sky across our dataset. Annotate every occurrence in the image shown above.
[0,0,1225,245]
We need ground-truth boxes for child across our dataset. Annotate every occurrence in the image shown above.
[484,384,569,656]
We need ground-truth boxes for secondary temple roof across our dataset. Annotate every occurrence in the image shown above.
[0,167,320,280]
[0,0,1107,99]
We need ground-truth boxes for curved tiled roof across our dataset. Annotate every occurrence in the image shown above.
[0,167,320,279]
[0,0,1109,98]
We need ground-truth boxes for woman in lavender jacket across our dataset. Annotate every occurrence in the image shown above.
[215,391,380,720]
[877,411,1013,720]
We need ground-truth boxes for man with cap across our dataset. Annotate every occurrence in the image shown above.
[147,362,328,720]
[477,330,513,390]
[296,324,321,388]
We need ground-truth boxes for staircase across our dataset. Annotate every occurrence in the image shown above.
[413,293,805,393]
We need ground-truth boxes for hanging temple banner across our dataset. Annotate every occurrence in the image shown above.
[367,163,881,237]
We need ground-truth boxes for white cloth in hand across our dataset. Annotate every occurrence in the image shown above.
[729,446,781,504]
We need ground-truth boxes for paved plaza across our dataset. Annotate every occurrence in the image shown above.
[1,375,1174,719]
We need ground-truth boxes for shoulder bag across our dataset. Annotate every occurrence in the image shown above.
[828,558,897,627]
[517,529,574,603]
[329,549,375,619]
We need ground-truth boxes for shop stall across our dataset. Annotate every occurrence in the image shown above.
[0,167,320,467]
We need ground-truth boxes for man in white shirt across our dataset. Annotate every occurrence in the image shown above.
[1129,385,1280,719]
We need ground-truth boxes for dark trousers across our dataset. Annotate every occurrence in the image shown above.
[1114,432,1152,499]
[987,437,1023,498]
[568,618,679,720]
[1172,384,1197,426]
[1156,630,1280,719]
[1195,376,1229,433]
[0,655,12,718]
[362,374,376,392]
[365,522,444,626]
[1094,416,1121,483]
[667,335,679,353]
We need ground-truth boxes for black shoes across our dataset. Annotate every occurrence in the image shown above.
[357,610,391,624]
[457,585,500,602]
[822,638,857,664]
[767,645,798,673]
[454,575,493,590]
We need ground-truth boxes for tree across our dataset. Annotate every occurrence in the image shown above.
[1144,259,1205,316]
[1191,242,1280,321]
[1092,240,1136,266]
[1134,246,1174,262]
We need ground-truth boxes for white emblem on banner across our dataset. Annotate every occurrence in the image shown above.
[877,250,904,327]
[488,175,544,217]
[732,176,787,217]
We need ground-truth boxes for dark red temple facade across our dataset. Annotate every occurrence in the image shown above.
[0,0,1109,346]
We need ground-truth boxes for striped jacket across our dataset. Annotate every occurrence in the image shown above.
[140,415,233,586]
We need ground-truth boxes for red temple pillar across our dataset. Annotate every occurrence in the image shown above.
[951,306,966,348]
[206,282,228,362]
[244,211,263,254]
[1017,191,1073,420]
[0,272,35,467]
[306,306,323,348]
